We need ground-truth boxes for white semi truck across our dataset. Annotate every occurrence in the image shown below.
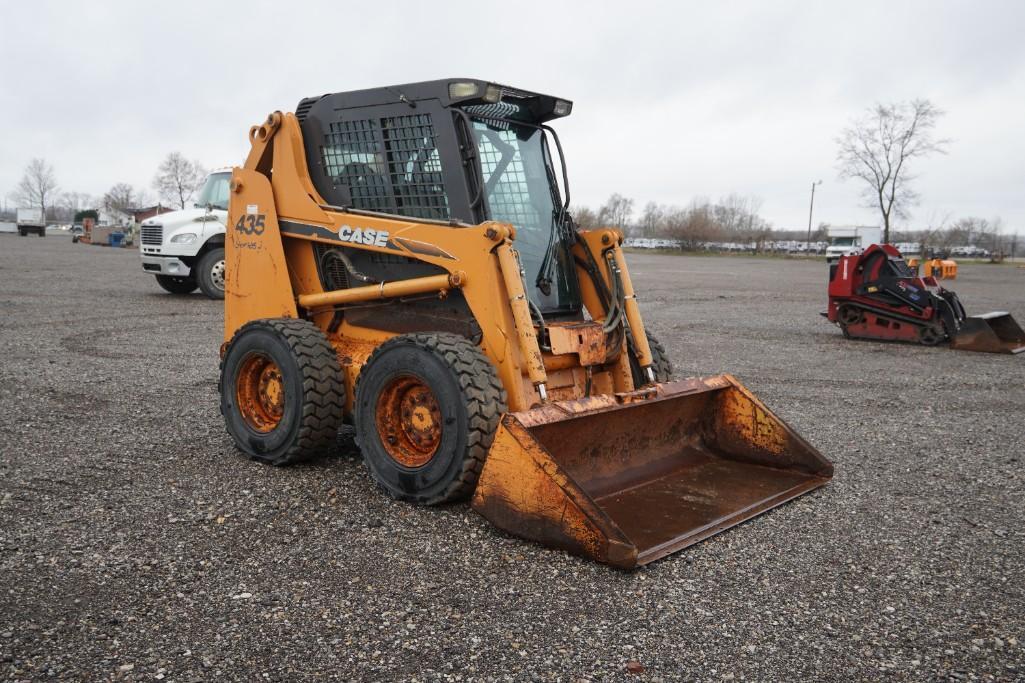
[139,169,229,298]
[825,225,882,263]
[17,208,46,237]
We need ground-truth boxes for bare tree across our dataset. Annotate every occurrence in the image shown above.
[638,201,664,237]
[570,205,599,229]
[597,193,635,234]
[104,183,137,213]
[13,158,59,218]
[153,152,207,209]
[135,188,155,209]
[836,99,948,244]
[916,211,952,254]
[664,200,722,250]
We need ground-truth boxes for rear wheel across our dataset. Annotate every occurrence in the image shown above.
[220,318,344,465]
[628,330,673,386]
[196,247,225,299]
[354,333,506,505]
[155,274,198,294]
[838,305,863,326]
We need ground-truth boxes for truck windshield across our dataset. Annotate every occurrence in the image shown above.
[469,117,579,314]
[832,237,856,246]
[194,172,231,210]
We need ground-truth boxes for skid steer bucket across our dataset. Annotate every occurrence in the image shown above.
[950,312,1025,354]
[472,375,832,568]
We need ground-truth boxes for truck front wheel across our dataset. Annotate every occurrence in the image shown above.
[196,247,225,299]
[155,274,198,295]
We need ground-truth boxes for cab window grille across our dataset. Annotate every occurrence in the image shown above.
[320,114,449,220]
[474,126,541,235]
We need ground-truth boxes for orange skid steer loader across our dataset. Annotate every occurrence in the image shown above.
[218,79,832,568]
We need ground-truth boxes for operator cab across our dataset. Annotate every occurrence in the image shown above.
[296,79,579,317]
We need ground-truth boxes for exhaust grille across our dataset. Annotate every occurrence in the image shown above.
[141,225,163,246]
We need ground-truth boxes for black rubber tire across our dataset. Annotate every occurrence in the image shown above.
[628,330,674,386]
[220,318,344,466]
[196,247,226,299]
[155,274,198,294]
[918,324,946,346]
[354,333,506,505]
[838,305,863,326]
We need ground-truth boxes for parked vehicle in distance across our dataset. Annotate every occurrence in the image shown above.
[139,169,229,298]
[70,223,84,243]
[16,208,46,237]
[825,225,882,263]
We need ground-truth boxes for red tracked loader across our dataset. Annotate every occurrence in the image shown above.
[825,244,1025,353]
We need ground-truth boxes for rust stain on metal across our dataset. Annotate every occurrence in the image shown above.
[950,313,1025,354]
[375,376,443,467]
[547,321,605,367]
[472,374,832,568]
[235,352,285,433]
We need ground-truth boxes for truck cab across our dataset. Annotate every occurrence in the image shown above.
[139,169,229,298]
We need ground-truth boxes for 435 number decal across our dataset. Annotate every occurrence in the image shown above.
[235,213,266,235]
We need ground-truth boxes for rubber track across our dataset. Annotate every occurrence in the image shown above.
[221,318,344,466]
[837,302,945,344]
[356,332,507,504]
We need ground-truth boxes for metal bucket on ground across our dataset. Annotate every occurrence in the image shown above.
[951,312,1025,354]
[472,375,833,568]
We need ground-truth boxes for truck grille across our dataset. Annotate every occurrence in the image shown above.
[141,225,163,245]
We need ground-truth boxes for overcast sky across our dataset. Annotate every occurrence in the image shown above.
[2,0,1023,232]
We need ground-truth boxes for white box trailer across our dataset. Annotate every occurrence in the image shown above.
[825,225,881,262]
[16,208,46,237]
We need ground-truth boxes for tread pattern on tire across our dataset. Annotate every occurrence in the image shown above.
[196,247,225,300]
[628,329,673,383]
[221,318,344,466]
[355,332,507,504]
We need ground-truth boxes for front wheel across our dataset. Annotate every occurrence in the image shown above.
[918,324,946,347]
[354,333,506,505]
[628,330,674,386]
[155,274,198,294]
[196,247,225,299]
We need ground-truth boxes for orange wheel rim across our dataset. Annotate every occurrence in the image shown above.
[376,375,442,468]
[236,352,285,432]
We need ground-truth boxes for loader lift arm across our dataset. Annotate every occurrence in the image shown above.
[218,79,833,568]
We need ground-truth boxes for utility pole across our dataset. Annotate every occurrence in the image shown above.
[806,180,822,255]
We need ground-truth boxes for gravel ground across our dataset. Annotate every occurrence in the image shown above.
[1,235,1023,682]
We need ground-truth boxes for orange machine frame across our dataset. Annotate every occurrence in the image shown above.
[224,112,655,414]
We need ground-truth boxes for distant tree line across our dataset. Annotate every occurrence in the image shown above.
[571,192,775,251]
[893,216,1021,258]
[3,153,208,223]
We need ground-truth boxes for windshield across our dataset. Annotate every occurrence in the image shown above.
[470,118,579,314]
[194,172,231,210]
[831,237,856,246]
